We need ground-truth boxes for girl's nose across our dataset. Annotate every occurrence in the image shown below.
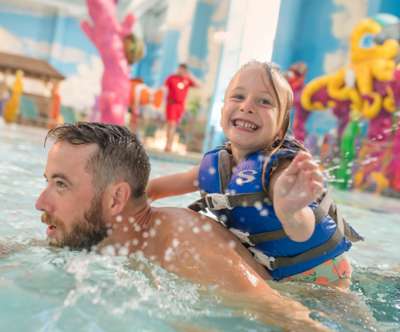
[239,98,254,114]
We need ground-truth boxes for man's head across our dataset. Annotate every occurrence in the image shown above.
[177,63,188,76]
[35,122,150,250]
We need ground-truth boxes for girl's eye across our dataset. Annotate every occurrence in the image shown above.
[259,98,272,106]
[231,94,244,101]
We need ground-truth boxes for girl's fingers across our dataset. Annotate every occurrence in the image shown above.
[297,160,320,172]
[286,151,318,175]
[310,181,324,196]
[308,170,324,183]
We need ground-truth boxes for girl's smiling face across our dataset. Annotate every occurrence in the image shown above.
[221,64,285,160]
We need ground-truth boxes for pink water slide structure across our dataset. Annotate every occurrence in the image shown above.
[81,0,135,124]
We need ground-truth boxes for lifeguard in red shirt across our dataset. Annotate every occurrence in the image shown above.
[164,63,200,152]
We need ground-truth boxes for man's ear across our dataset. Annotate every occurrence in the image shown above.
[104,182,132,216]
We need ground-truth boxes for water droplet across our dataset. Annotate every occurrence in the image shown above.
[164,247,174,262]
[236,178,244,186]
[118,246,129,256]
[254,201,263,210]
[202,223,212,232]
[102,245,116,256]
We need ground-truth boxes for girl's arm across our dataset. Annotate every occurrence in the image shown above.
[147,166,200,201]
[269,151,324,242]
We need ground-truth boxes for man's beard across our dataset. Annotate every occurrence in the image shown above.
[43,196,108,251]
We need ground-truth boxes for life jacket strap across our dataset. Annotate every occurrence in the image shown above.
[248,228,287,243]
[246,190,363,245]
[189,192,270,212]
[313,190,364,242]
[253,219,345,271]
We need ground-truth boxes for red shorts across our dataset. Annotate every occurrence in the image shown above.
[166,103,185,123]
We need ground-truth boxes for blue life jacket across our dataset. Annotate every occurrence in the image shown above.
[195,142,359,280]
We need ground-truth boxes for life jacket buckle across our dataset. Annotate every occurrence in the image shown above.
[249,247,276,271]
[229,228,254,246]
[205,193,232,210]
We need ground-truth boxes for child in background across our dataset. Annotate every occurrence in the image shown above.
[147,61,362,289]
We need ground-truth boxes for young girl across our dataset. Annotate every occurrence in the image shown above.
[147,61,361,288]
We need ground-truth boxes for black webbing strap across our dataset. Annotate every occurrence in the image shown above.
[218,149,233,193]
[267,220,344,270]
[225,192,270,207]
[247,191,333,245]
[188,199,206,212]
[313,190,364,242]
[249,228,287,243]
[188,192,270,212]
[312,190,332,223]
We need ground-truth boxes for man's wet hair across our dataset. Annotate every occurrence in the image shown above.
[179,63,188,70]
[46,122,150,199]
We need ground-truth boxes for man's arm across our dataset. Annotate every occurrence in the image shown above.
[161,214,329,331]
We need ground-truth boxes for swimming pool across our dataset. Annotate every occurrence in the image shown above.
[0,120,399,331]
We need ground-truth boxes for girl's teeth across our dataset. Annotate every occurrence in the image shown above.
[234,120,257,130]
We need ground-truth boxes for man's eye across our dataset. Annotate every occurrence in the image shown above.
[56,181,67,189]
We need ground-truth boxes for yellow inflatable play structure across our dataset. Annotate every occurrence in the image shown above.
[301,15,398,120]
[3,70,24,124]
[300,14,400,194]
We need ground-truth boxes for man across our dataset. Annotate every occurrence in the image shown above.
[36,122,327,331]
[164,63,200,152]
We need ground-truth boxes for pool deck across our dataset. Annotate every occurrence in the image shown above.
[146,147,202,165]
[0,119,202,164]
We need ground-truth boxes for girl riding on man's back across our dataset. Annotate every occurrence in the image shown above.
[147,61,362,289]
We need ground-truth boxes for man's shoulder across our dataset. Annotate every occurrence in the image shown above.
[153,207,217,232]
[155,206,201,223]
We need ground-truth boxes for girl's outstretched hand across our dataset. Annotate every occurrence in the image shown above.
[273,151,324,217]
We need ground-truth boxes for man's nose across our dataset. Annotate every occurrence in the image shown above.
[35,189,50,212]
[239,98,254,114]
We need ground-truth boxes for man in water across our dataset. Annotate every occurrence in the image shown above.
[35,122,326,331]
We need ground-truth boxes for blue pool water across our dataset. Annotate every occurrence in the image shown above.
[0,121,399,331]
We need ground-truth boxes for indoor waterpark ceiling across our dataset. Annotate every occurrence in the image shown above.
[1,0,161,19]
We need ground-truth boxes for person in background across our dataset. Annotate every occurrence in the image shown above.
[164,63,201,152]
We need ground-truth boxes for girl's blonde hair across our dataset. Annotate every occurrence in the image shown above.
[230,61,294,149]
